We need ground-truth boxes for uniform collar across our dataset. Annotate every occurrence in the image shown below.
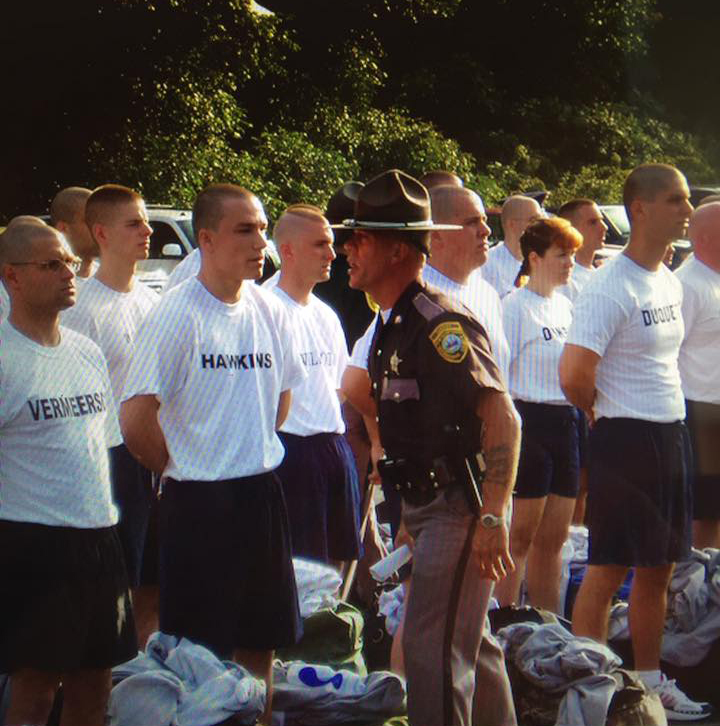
[387,279,425,326]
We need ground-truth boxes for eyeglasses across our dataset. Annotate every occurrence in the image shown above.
[8,258,81,273]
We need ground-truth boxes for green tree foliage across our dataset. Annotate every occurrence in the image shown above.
[1,0,718,221]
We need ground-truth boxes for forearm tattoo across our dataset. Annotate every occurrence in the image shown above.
[483,443,514,489]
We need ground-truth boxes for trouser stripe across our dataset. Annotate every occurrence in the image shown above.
[442,515,478,725]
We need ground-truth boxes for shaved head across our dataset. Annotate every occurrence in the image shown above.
[0,216,59,268]
[688,202,720,271]
[49,187,92,227]
[273,204,328,252]
[430,186,482,224]
[85,184,143,230]
[623,163,683,220]
[192,183,256,238]
[698,194,720,207]
[273,204,335,291]
[420,171,463,190]
[689,201,720,242]
[501,195,542,228]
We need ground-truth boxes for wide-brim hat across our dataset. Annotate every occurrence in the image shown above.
[332,169,462,233]
[326,181,364,224]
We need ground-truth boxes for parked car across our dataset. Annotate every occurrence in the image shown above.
[137,206,196,292]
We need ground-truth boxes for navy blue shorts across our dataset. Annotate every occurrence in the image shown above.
[158,473,302,657]
[577,409,589,469]
[0,521,137,673]
[109,443,155,587]
[513,401,580,499]
[276,432,363,562]
[685,399,720,520]
[586,418,692,567]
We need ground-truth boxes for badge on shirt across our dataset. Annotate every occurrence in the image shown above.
[429,321,469,363]
[390,350,402,375]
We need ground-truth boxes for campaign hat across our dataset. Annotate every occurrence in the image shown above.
[325,181,364,224]
[332,169,461,232]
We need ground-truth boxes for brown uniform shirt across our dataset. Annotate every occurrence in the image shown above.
[368,280,505,472]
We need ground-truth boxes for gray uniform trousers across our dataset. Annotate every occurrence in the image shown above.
[402,485,517,726]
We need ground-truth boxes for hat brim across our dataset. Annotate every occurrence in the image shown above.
[331,218,462,231]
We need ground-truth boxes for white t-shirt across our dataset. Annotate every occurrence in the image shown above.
[74,260,99,289]
[423,264,510,383]
[263,274,348,435]
[0,284,8,323]
[675,255,720,404]
[164,248,200,293]
[62,277,159,405]
[566,253,685,422]
[559,263,595,303]
[482,242,522,299]
[123,277,306,480]
[502,287,573,405]
[349,316,380,371]
[0,322,119,528]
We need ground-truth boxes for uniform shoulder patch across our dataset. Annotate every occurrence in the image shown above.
[412,292,445,321]
[429,320,469,363]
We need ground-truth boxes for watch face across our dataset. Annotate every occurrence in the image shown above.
[481,513,501,528]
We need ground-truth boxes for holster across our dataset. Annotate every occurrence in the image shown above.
[378,452,484,514]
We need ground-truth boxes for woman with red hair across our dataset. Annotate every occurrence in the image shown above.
[495,217,582,614]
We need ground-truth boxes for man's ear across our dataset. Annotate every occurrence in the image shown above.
[92,222,108,248]
[197,228,212,251]
[629,199,645,224]
[278,241,293,262]
[1,264,20,291]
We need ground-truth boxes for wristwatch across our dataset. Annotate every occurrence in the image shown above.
[479,512,503,529]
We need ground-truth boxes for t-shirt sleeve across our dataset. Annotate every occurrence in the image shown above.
[97,353,122,448]
[566,289,628,357]
[349,317,377,371]
[331,316,349,389]
[501,294,523,365]
[419,312,506,404]
[121,303,191,403]
[679,278,700,341]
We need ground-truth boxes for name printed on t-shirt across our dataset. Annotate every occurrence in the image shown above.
[542,326,568,341]
[641,302,681,326]
[28,392,107,421]
[299,350,336,367]
[200,352,273,370]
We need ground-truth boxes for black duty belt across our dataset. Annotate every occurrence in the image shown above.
[377,453,484,512]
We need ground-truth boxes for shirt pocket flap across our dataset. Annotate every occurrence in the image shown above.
[381,378,420,402]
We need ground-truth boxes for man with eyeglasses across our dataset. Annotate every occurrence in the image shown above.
[0,217,136,725]
[62,184,159,648]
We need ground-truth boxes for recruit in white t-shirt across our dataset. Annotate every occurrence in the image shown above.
[164,248,201,293]
[675,255,720,404]
[558,263,595,303]
[566,253,685,422]
[62,276,159,405]
[502,287,573,405]
[123,277,307,480]
[0,322,120,528]
[263,274,349,436]
[423,264,511,383]
[482,242,522,299]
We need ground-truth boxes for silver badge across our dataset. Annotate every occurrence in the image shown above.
[390,350,402,375]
